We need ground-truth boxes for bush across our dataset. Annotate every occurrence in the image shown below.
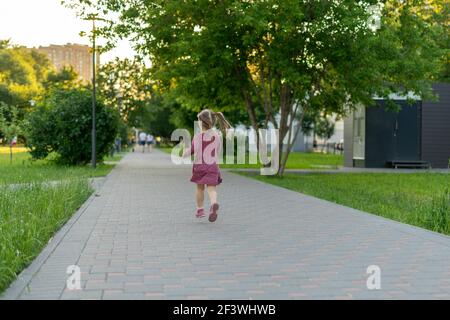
[26,87,119,164]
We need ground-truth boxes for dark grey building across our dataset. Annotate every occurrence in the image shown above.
[344,83,450,168]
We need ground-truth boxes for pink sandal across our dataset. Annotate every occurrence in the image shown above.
[209,203,219,222]
[196,208,205,218]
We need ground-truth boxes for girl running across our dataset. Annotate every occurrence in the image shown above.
[186,109,231,222]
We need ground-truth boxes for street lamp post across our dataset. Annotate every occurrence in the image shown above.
[91,17,97,169]
[84,14,106,169]
[116,91,123,153]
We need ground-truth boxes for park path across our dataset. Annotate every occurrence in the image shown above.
[3,150,450,299]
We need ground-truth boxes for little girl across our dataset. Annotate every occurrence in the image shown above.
[185,109,231,222]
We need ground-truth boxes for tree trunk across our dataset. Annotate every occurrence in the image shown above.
[235,65,260,149]
[258,60,277,127]
[276,83,297,175]
[277,104,309,176]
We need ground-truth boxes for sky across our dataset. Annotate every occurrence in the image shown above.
[0,0,136,63]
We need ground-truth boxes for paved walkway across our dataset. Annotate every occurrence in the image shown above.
[3,150,450,299]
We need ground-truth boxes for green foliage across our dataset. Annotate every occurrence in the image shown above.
[26,87,119,164]
[315,117,335,141]
[0,39,10,50]
[168,104,199,136]
[44,65,82,89]
[0,43,52,110]
[0,103,5,139]
[135,93,176,138]
[301,108,336,140]
[97,57,201,137]
[383,0,449,83]
[0,102,23,146]
[116,119,130,144]
[97,57,152,125]
[135,92,202,138]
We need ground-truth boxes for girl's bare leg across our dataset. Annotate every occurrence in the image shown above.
[206,185,217,204]
[207,185,219,222]
[196,184,205,208]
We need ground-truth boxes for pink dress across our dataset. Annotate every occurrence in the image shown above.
[190,131,222,186]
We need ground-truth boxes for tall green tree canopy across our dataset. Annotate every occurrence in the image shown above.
[44,65,83,89]
[65,0,448,175]
[0,42,52,110]
[97,57,152,125]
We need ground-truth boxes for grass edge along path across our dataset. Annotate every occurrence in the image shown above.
[0,180,93,293]
[0,149,128,293]
[158,146,343,170]
[0,150,127,185]
[240,172,450,236]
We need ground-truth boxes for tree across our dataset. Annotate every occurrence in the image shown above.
[315,117,335,152]
[0,102,23,163]
[135,92,203,139]
[97,57,152,126]
[0,43,52,112]
[65,0,447,175]
[299,109,336,151]
[393,0,449,82]
[26,87,119,165]
[97,57,208,138]
[0,39,10,50]
[135,93,176,138]
[44,65,83,89]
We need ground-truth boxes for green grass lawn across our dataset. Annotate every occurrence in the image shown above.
[0,151,116,185]
[0,148,127,293]
[0,180,92,292]
[242,172,450,235]
[158,146,343,170]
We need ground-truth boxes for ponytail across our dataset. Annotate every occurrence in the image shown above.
[213,111,231,133]
[197,109,231,133]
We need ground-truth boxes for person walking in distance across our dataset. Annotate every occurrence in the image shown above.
[146,133,155,153]
[139,131,147,153]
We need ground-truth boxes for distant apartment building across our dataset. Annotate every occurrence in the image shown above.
[37,43,100,82]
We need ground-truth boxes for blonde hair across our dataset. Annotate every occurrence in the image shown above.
[197,109,231,133]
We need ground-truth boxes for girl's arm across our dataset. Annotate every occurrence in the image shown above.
[182,146,191,158]
[182,138,195,158]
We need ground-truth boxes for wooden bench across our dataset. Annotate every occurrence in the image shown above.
[386,160,431,169]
